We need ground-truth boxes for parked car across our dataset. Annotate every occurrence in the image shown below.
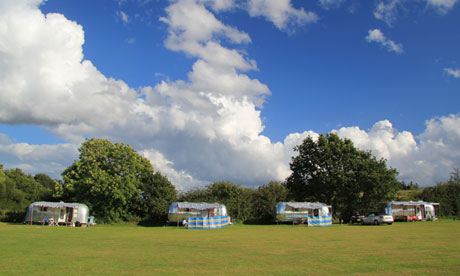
[361,213,393,225]
[350,212,365,224]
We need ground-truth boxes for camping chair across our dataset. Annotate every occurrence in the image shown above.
[88,216,96,227]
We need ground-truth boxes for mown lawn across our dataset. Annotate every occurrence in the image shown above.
[0,220,459,275]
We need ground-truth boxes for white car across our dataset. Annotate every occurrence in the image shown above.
[361,213,393,225]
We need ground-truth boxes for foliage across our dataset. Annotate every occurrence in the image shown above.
[179,181,290,223]
[286,133,400,220]
[5,168,43,203]
[179,181,256,222]
[207,181,256,222]
[61,138,176,223]
[395,181,422,201]
[421,169,460,218]
[252,181,288,222]
[137,172,177,222]
[34,173,56,200]
[0,165,59,222]
[177,187,212,202]
[395,189,423,201]
[399,180,419,190]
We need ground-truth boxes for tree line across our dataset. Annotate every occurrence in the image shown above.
[1,135,459,223]
[420,169,460,218]
[0,165,57,222]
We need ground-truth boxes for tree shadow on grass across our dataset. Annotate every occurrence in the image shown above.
[242,218,275,225]
[136,220,177,228]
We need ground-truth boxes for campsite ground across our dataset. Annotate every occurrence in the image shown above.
[0,220,459,275]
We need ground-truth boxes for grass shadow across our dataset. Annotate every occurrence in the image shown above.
[136,220,173,227]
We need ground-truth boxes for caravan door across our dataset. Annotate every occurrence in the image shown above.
[208,208,215,217]
[66,207,73,223]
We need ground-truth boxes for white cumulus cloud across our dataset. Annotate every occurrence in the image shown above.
[444,67,460,78]
[0,133,78,178]
[319,0,346,10]
[117,10,129,23]
[0,0,459,191]
[373,0,401,26]
[246,0,318,31]
[334,115,460,186]
[374,0,458,25]
[427,0,458,14]
[198,0,236,12]
[0,0,281,188]
[366,29,404,54]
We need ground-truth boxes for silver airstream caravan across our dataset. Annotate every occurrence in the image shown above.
[384,201,440,221]
[24,201,90,226]
[168,202,228,224]
[276,202,332,225]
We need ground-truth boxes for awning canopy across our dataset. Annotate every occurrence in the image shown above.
[284,202,329,209]
[390,201,440,206]
[177,202,223,210]
[30,201,85,209]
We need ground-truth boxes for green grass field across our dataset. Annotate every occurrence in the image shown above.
[1,220,459,275]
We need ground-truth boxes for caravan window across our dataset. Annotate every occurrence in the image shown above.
[314,209,319,217]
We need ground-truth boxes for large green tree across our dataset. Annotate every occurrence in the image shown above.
[34,173,56,201]
[136,172,177,222]
[253,181,288,222]
[206,181,255,222]
[62,138,176,223]
[0,165,6,203]
[286,133,400,220]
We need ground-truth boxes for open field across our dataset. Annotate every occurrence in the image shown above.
[1,220,459,275]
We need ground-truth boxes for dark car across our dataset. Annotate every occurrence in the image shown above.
[350,212,364,224]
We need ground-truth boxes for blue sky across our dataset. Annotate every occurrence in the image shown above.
[0,0,459,190]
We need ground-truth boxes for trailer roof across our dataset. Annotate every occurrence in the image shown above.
[390,201,440,206]
[30,201,87,208]
[176,202,224,210]
[281,202,330,209]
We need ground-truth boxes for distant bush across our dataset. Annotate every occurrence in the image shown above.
[1,210,26,223]
[421,169,460,219]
